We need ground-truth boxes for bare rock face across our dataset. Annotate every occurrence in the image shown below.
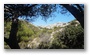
[39,22,69,29]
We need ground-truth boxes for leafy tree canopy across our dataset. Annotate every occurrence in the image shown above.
[4,4,84,22]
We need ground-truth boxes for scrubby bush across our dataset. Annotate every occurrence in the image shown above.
[51,23,84,49]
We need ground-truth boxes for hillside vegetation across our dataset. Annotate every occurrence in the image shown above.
[4,19,84,49]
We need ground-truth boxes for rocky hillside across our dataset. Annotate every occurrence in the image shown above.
[39,22,69,29]
[4,19,84,49]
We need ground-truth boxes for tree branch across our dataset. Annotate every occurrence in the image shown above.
[75,4,84,14]
[60,4,84,29]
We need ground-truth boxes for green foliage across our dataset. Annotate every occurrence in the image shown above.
[4,21,11,32]
[51,22,84,49]
[20,36,29,42]
[49,39,67,49]
[42,28,48,33]
[16,20,41,42]
[41,28,53,34]
[4,42,10,49]
[4,42,7,45]
[4,20,40,43]
[38,42,49,49]
[47,29,53,33]
[53,26,61,31]
[4,21,11,39]
[4,19,84,49]
[4,4,57,22]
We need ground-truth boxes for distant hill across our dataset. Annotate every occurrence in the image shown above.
[38,19,80,29]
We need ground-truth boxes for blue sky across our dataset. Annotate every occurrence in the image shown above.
[18,5,76,26]
[32,12,75,26]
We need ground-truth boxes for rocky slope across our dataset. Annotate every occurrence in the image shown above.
[5,19,82,49]
[39,22,70,29]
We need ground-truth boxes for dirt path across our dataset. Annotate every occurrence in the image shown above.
[27,28,64,48]
[27,37,41,48]
[49,28,64,44]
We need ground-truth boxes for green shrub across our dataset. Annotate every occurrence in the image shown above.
[51,24,84,49]
[20,36,29,42]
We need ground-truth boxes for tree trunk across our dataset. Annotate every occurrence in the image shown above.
[5,15,20,49]
[61,4,84,29]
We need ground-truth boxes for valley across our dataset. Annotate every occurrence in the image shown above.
[4,19,84,49]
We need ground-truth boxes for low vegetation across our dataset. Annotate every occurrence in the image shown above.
[4,19,84,49]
